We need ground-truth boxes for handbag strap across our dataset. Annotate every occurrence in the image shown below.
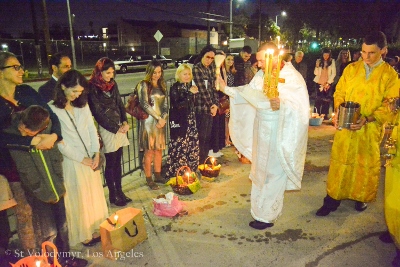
[65,110,91,158]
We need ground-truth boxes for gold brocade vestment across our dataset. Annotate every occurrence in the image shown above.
[327,60,398,202]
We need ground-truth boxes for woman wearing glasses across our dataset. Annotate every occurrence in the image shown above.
[0,52,62,254]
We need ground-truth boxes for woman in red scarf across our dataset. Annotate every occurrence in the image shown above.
[88,58,130,207]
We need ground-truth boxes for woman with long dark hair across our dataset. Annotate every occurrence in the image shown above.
[313,48,336,119]
[88,57,130,206]
[50,69,108,247]
[137,59,168,190]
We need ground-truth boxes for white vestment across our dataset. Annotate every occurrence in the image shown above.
[224,63,309,223]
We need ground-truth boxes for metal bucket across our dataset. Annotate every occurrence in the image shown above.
[337,101,361,130]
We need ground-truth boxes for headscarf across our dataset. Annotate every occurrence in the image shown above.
[89,57,115,92]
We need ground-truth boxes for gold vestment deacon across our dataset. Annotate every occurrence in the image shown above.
[327,60,398,202]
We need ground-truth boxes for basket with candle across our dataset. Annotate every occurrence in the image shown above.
[198,156,221,177]
[167,166,201,195]
[10,241,61,267]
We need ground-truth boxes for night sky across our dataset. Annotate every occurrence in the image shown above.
[0,0,269,38]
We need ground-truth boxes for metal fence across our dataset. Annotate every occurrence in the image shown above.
[117,78,175,178]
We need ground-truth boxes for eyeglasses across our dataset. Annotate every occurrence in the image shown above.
[1,65,24,71]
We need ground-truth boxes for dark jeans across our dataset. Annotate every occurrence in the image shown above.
[105,147,123,192]
[210,112,225,153]
[25,194,69,252]
[314,82,331,119]
[195,113,213,163]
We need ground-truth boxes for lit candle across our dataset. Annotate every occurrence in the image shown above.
[114,214,118,224]
[185,172,190,183]
[36,260,41,267]
[275,50,284,88]
[267,49,274,88]
[264,50,269,88]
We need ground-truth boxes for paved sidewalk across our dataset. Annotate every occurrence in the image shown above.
[8,122,396,267]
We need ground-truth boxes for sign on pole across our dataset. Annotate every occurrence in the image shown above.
[154,30,163,55]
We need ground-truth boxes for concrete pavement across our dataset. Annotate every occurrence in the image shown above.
[9,122,395,267]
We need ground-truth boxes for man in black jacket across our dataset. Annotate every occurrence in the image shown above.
[234,45,252,86]
[38,53,72,103]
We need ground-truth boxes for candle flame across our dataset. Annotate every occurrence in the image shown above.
[36,260,41,267]
[114,214,118,223]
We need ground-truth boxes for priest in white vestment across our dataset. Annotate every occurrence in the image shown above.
[218,42,309,229]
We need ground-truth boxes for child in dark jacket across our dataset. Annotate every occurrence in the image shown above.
[4,105,87,267]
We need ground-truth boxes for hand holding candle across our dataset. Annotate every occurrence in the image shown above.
[214,54,226,91]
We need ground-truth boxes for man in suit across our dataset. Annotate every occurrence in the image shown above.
[38,52,72,102]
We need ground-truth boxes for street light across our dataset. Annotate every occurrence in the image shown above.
[275,11,287,27]
[229,0,243,40]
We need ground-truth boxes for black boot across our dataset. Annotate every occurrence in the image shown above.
[316,195,340,216]
[109,186,126,206]
[117,189,132,203]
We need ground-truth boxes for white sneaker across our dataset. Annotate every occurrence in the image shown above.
[208,150,221,158]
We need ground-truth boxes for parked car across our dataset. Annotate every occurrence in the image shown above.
[153,55,172,69]
[175,54,194,68]
[114,55,153,73]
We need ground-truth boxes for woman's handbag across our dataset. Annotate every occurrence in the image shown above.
[218,95,230,115]
[125,82,150,120]
[125,93,149,120]
[65,110,106,171]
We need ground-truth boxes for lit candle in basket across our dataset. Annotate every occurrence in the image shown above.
[36,260,41,267]
[185,172,190,183]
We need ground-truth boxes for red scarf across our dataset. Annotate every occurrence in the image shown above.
[89,58,115,92]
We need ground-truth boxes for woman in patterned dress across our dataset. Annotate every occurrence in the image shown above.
[165,64,199,180]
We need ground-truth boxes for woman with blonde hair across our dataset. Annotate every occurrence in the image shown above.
[138,59,168,190]
[164,64,199,180]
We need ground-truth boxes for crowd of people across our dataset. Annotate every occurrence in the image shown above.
[0,30,399,266]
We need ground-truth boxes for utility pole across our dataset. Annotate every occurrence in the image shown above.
[30,0,43,77]
[41,0,52,63]
[66,0,77,68]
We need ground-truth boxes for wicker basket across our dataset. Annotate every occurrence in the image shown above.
[170,166,200,195]
[198,157,221,177]
[10,241,61,267]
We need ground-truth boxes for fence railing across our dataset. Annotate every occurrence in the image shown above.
[116,78,175,178]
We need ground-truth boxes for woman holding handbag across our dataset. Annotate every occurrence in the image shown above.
[138,60,168,190]
[88,57,130,206]
[49,70,108,247]
[164,63,199,180]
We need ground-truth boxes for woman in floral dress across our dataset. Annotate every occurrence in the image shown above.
[165,64,199,179]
